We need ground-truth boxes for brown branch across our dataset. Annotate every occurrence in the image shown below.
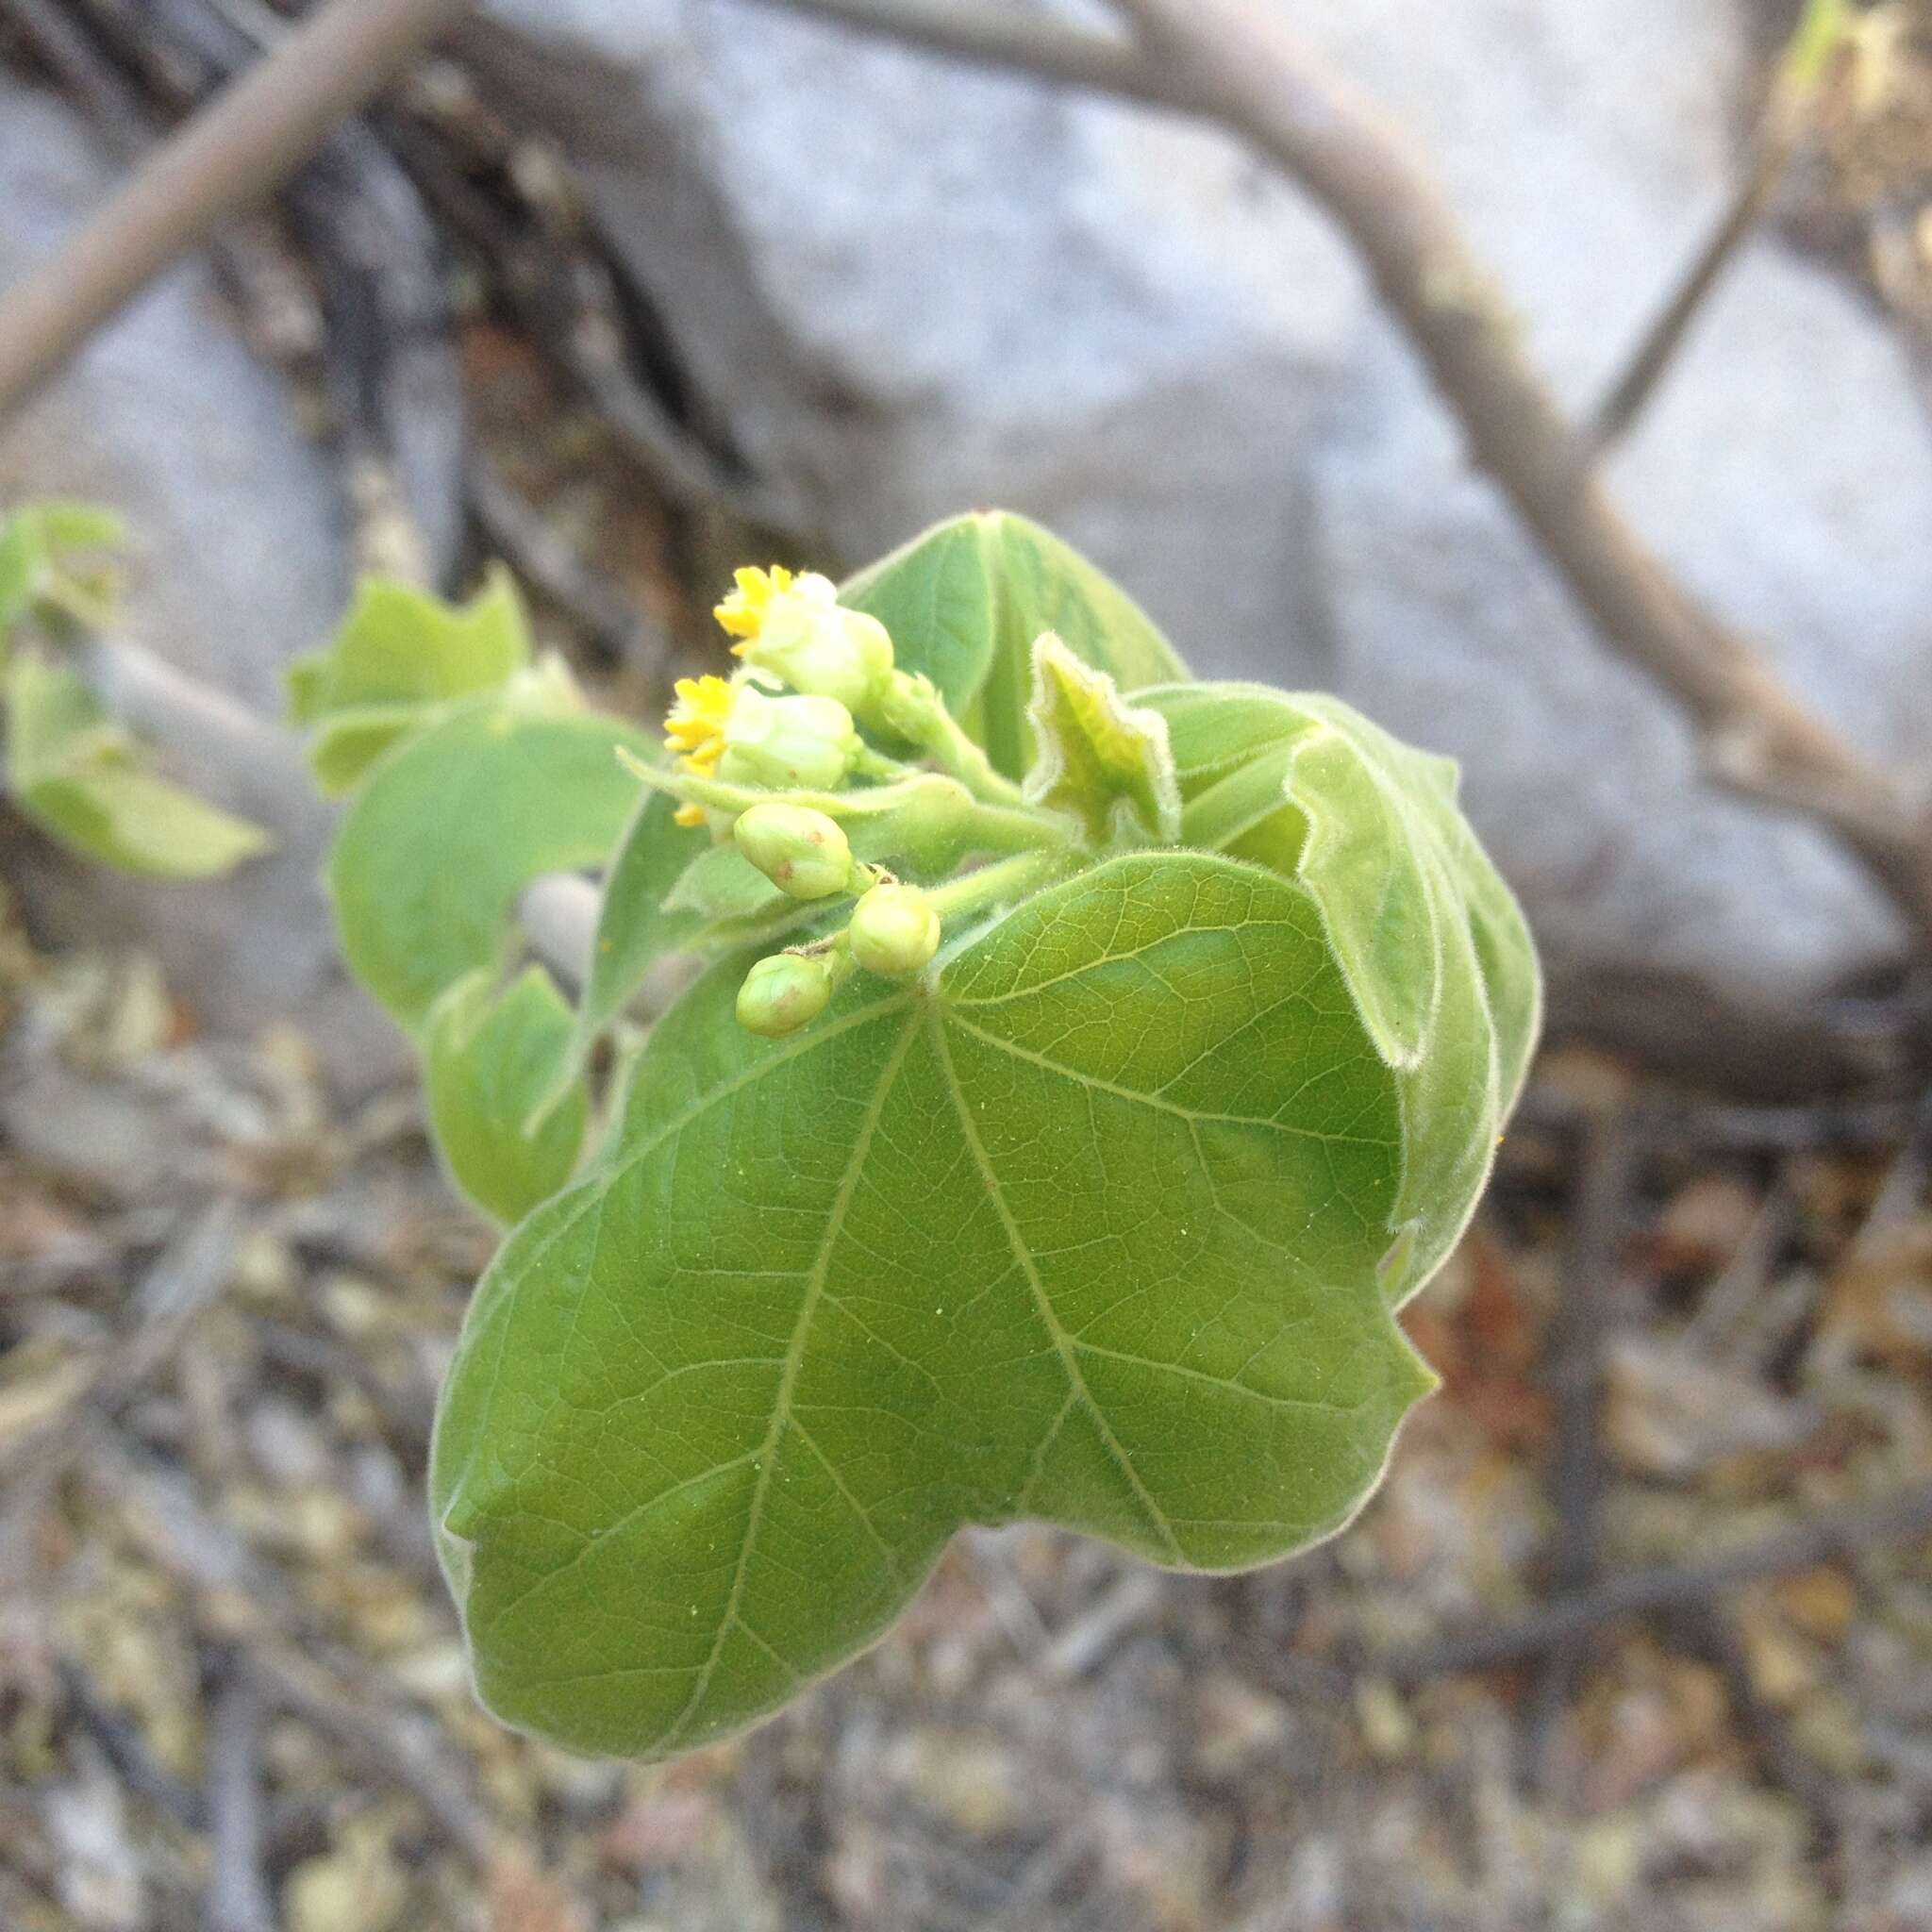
[0,0,474,423]
[1109,0,1932,937]
[758,0,1932,944]
[1588,121,1799,453]
[740,0,1158,103]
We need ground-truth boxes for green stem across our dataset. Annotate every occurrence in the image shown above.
[917,707,1028,808]
[926,847,1073,924]
[875,671,1029,808]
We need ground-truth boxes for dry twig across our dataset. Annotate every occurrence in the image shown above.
[1387,1480,1932,1679]
[1524,1102,1638,1779]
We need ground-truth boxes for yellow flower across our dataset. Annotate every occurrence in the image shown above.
[714,563,891,713]
[663,674,736,825]
[713,564,802,642]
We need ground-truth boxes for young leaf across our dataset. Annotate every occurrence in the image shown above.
[1023,633,1180,844]
[1143,681,1541,1304]
[841,510,1188,776]
[287,569,533,793]
[431,853,1443,1759]
[326,697,650,1032]
[5,653,271,879]
[425,967,589,1224]
[0,499,125,646]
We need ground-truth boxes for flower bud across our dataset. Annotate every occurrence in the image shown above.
[848,882,941,978]
[734,803,854,900]
[736,952,834,1037]
[723,569,893,712]
[717,686,858,791]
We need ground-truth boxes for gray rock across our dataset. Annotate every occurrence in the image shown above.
[473,0,1932,1076]
[0,75,400,1086]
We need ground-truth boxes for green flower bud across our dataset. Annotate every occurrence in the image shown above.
[848,882,941,978]
[736,952,834,1037]
[734,803,854,900]
[717,686,859,791]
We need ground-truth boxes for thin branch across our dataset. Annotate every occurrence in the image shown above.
[740,0,1159,104]
[758,0,1932,944]
[1386,1479,1932,1679]
[1589,125,1799,452]
[1095,0,1932,941]
[205,1671,275,1932]
[0,0,474,422]
[1590,0,1850,451]
[1524,1102,1637,1779]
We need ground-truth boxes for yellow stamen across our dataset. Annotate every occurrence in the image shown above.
[674,802,708,828]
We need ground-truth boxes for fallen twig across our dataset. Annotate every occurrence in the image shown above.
[205,1670,275,1932]
[98,1442,502,1866]
[1524,1101,1638,1780]
[1385,1481,1932,1679]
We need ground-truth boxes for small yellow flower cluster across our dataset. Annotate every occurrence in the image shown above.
[660,562,897,828]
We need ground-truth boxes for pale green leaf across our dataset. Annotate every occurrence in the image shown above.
[288,569,533,792]
[326,698,650,1032]
[0,500,125,644]
[426,967,589,1224]
[431,852,1447,1759]
[1024,632,1180,844]
[841,510,1187,776]
[661,841,791,924]
[1143,680,1541,1304]
[6,654,271,878]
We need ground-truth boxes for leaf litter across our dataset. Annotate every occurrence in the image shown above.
[4,895,1932,1929]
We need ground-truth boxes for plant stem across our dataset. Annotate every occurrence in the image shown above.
[927,847,1073,924]
[876,673,1030,808]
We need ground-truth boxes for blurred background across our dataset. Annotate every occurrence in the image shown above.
[4,1,1932,1926]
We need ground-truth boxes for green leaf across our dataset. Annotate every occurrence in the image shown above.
[1024,633,1180,844]
[0,500,125,646]
[425,967,589,1224]
[661,841,791,924]
[431,851,1445,1759]
[5,654,271,878]
[841,510,1187,776]
[1143,680,1541,1304]
[326,697,650,1032]
[288,569,533,792]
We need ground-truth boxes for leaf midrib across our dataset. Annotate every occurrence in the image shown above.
[928,1007,1186,1566]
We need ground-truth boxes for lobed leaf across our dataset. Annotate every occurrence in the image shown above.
[1143,681,1541,1305]
[432,852,1439,1758]
[1024,633,1180,844]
